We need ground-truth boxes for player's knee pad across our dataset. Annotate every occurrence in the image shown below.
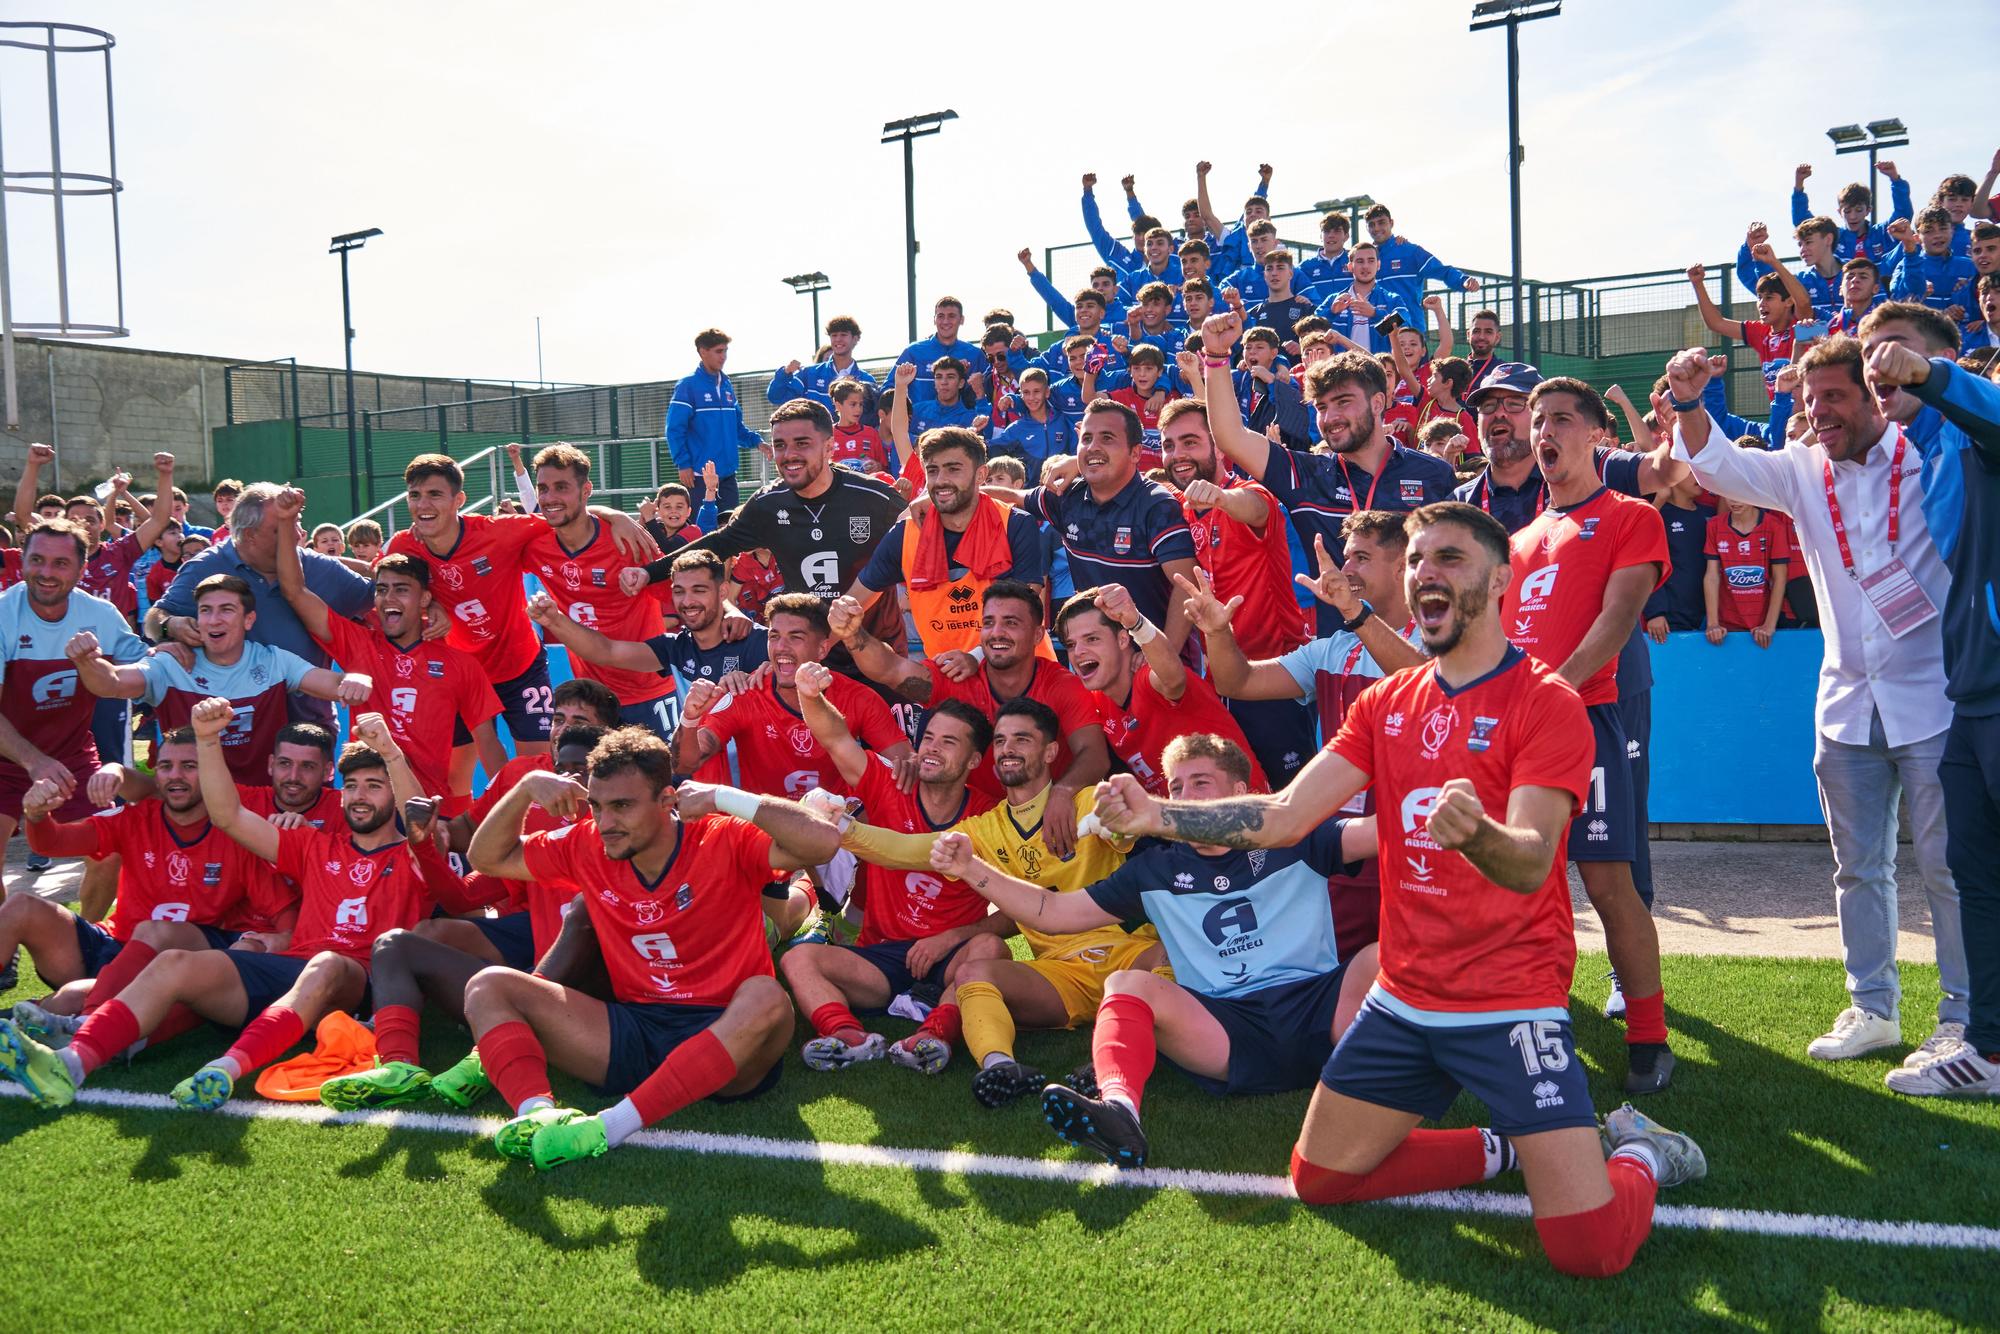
[1288,1147,1366,1206]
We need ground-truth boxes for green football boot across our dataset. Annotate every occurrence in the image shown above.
[529,1112,611,1171]
[494,1105,584,1161]
[427,1049,492,1109]
[319,1060,434,1111]
[0,1017,77,1110]
[171,1064,234,1111]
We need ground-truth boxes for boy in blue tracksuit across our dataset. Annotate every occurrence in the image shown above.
[1126,167,1265,249]
[1018,251,1130,330]
[766,314,877,420]
[1197,161,1275,273]
[1791,160,1913,270]
[1361,203,1478,333]
[666,327,761,511]
[895,296,991,398]
[1113,233,1184,306]
[1892,209,1980,328]
[1296,213,1353,303]
[1738,217,1843,318]
[1082,173,1153,277]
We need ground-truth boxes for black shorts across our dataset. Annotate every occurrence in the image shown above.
[66,917,237,979]
[472,911,536,972]
[594,999,781,1101]
[835,936,967,1003]
[224,951,312,1019]
[1183,964,1348,1096]
[1567,702,1637,864]
[493,652,555,746]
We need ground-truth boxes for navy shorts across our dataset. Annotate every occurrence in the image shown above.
[473,911,536,972]
[1567,702,1636,864]
[617,693,679,740]
[70,916,124,978]
[1184,962,1349,1096]
[1321,992,1597,1137]
[224,950,312,1019]
[594,999,781,1102]
[493,652,555,747]
[837,936,967,1002]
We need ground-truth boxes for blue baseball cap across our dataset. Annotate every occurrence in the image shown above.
[1464,361,1543,404]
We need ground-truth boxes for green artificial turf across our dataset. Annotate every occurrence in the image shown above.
[3,952,1994,1331]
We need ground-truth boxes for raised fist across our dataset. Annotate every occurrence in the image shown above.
[826,594,865,641]
[1865,339,1933,388]
[335,674,374,705]
[153,452,176,473]
[785,360,802,375]
[1120,174,1135,194]
[1424,777,1485,850]
[1876,158,1900,181]
[271,487,307,523]
[1201,310,1244,352]
[190,696,235,740]
[793,660,833,700]
[681,676,724,723]
[1745,221,1769,247]
[1663,347,1713,405]
[1180,477,1226,512]
[28,442,55,465]
[1257,163,1274,183]
[1082,172,1098,192]
[619,566,650,598]
[1888,218,1916,246]
[1462,276,1481,293]
[22,777,68,823]
[1195,160,1212,177]
[1017,247,1035,270]
[524,590,559,624]
[1686,263,1707,286]
[894,361,917,388]
[929,831,978,882]
[1794,163,1813,187]
[64,629,101,661]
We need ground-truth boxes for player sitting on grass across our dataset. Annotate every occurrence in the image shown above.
[928,732,1382,1169]
[313,724,606,1112]
[1089,501,1705,1277]
[781,664,1011,1073]
[0,700,472,1112]
[840,698,1160,1108]
[461,728,843,1171]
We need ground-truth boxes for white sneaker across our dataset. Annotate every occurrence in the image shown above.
[1903,1021,1966,1069]
[800,1031,887,1072]
[1884,1040,2000,1097]
[1603,970,1626,1020]
[1806,1007,1900,1061]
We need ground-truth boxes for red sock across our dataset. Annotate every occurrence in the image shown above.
[1535,1155,1658,1277]
[147,1004,202,1049]
[478,1020,551,1112]
[1290,1129,1486,1205]
[627,1029,738,1127]
[1092,992,1157,1112]
[372,1004,422,1066]
[1623,988,1668,1045]
[808,1002,865,1043]
[70,999,143,1077]
[82,940,157,1010]
[222,1005,305,1075]
[916,1002,962,1046]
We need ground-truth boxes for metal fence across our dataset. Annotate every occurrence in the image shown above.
[222,357,593,427]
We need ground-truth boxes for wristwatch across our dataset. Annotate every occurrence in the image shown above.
[1340,599,1374,633]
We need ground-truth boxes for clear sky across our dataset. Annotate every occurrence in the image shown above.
[3,1,1995,388]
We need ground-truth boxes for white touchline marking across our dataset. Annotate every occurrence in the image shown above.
[4,1083,1997,1252]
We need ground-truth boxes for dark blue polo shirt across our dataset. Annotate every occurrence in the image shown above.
[1024,472,1196,625]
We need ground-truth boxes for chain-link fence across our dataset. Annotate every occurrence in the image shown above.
[222,358,590,427]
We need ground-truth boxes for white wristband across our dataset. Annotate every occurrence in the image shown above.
[713,786,761,821]
[1129,616,1159,645]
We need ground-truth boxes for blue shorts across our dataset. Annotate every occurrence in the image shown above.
[617,693,679,740]
[1184,963,1349,1096]
[836,936,967,1003]
[224,951,312,1020]
[1568,702,1636,864]
[1321,992,1597,1137]
[68,917,237,978]
[473,912,536,972]
[493,652,555,746]
[595,999,781,1101]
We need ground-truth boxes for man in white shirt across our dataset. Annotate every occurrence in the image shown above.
[1668,336,1966,1069]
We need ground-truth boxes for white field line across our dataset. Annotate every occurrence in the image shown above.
[4,1083,1997,1253]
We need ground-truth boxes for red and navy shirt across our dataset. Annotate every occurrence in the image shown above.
[1023,472,1196,626]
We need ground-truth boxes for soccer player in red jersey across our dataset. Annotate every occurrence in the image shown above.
[1507,377,1676,1093]
[1160,396,1313,786]
[674,593,911,801]
[523,443,680,735]
[1057,584,1267,795]
[1089,502,1706,1278]
[237,721,346,834]
[727,549,784,620]
[783,667,1008,1072]
[269,487,507,815]
[460,728,844,1169]
[830,580,1108,815]
[0,701,474,1113]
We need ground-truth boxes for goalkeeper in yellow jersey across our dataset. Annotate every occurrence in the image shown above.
[840,697,1164,1107]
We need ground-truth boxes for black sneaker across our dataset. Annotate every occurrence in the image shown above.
[1623,1042,1676,1095]
[0,948,18,992]
[1041,1084,1149,1169]
[1062,1060,1099,1099]
[971,1059,1045,1109]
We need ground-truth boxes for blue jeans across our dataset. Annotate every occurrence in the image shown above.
[1812,710,1967,1025]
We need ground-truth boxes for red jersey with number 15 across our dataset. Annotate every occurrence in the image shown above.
[1506,486,1668,706]
[1331,650,1592,1013]
[386,513,547,682]
[525,520,675,706]
[521,815,777,1007]
[314,616,503,797]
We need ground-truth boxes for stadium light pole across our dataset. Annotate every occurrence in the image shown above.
[1471,0,1560,360]
[1827,120,1908,225]
[329,227,382,515]
[782,271,831,347]
[882,110,957,343]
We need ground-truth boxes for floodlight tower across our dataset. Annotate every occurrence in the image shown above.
[1826,120,1909,224]
[1470,0,1561,358]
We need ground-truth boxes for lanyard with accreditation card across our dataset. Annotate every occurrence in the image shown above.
[1821,426,1938,639]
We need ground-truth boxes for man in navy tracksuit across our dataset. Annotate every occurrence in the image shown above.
[1874,338,2000,1097]
[667,328,761,511]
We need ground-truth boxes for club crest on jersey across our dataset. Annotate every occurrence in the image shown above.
[1468,715,1500,753]
[675,883,693,911]
[395,656,415,678]
[1248,849,1267,875]
[203,861,223,885]
[348,860,377,887]
[560,561,583,586]
[1399,479,1424,504]
[1577,517,1602,541]
[849,516,871,542]
[471,556,492,576]
[787,724,816,756]
[249,664,268,686]
[1113,526,1132,555]
[427,660,445,678]
[437,564,465,590]
[167,851,192,882]
[590,569,607,587]
[634,898,664,925]
[1419,704,1458,758]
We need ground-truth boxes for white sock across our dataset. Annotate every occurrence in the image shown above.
[1101,1091,1139,1120]
[1611,1143,1661,1181]
[516,1094,553,1116]
[599,1098,644,1148]
[1480,1128,1517,1178]
[980,1052,1012,1070]
[58,1048,85,1086]
[210,1056,242,1081]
